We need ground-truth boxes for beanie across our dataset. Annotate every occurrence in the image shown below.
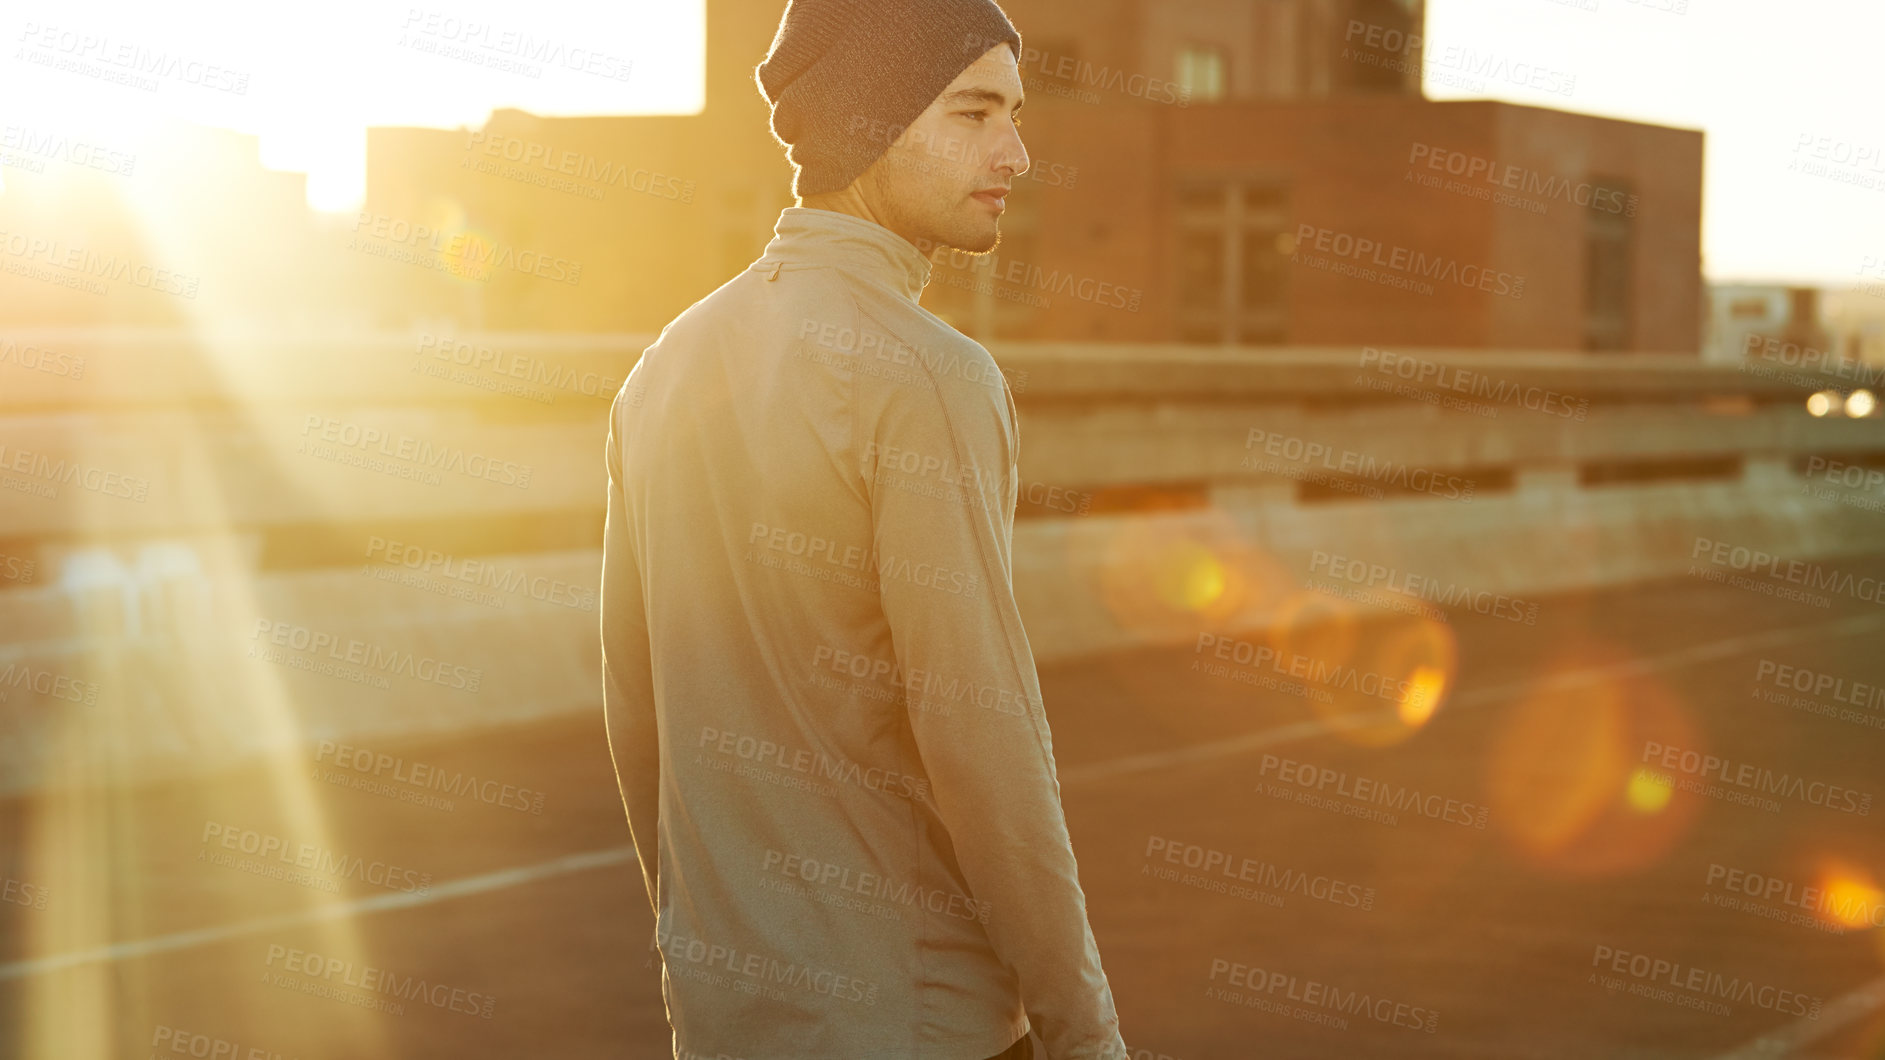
[755,0,1023,198]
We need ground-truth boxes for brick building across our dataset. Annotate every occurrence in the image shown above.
[352,0,1703,352]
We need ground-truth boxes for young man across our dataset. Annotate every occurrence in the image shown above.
[600,2,1129,1057]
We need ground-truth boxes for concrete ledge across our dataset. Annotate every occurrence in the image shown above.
[6,471,1883,797]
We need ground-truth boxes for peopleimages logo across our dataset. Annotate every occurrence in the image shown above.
[0,663,101,705]
[1243,429,1476,501]
[462,132,693,203]
[1359,347,1589,421]
[655,925,881,1006]
[350,212,582,286]
[365,535,596,612]
[398,9,634,81]
[1310,551,1539,625]
[1741,333,1885,388]
[300,415,534,490]
[697,725,931,804]
[1705,862,1885,931]
[760,848,991,924]
[1145,835,1376,911]
[1207,957,1440,1033]
[1590,944,1822,1019]
[0,443,150,502]
[746,521,980,598]
[959,32,1189,106]
[1293,223,1525,300]
[200,821,433,894]
[1639,740,1872,816]
[250,619,484,693]
[0,229,198,298]
[416,332,622,403]
[150,1025,293,1060]
[1260,753,1490,830]
[1340,22,1576,97]
[0,338,86,379]
[863,440,1000,496]
[843,116,1081,189]
[811,644,1039,719]
[1755,659,1885,711]
[1,876,49,911]
[262,943,496,1019]
[1407,143,1636,216]
[913,237,1145,313]
[1193,633,1436,707]
[796,317,1020,392]
[1690,537,1885,605]
[16,22,252,95]
[316,740,545,815]
[1,124,136,177]
[0,552,36,584]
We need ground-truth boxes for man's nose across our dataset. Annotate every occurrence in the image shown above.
[995,125,1030,178]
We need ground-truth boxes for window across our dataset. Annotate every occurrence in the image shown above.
[1175,176,1290,345]
[1583,178,1633,351]
[1728,297,1770,320]
[1176,46,1227,103]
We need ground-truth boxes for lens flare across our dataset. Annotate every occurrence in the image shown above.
[1164,541,1227,612]
[1093,511,1290,641]
[1486,641,1700,876]
[1304,615,1457,748]
[1625,766,1674,814]
[1398,664,1447,727]
[1847,389,1877,418]
[1807,390,1840,417]
[1814,860,1885,932]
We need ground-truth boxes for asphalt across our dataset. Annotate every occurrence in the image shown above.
[4,554,1885,1060]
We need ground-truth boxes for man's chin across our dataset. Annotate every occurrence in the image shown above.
[957,233,999,254]
[952,218,1001,255]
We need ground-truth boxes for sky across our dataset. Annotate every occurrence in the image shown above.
[2,0,705,208]
[3,0,1880,287]
[1420,0,1883,287]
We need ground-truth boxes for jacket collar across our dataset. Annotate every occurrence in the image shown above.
[756,207,933,303]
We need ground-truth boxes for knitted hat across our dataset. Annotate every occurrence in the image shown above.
[755,0,1023,198]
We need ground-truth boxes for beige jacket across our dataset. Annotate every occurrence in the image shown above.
[601,207,1127,1060]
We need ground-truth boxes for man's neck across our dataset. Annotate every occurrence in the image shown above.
[797,188,876,224]
[796,190,923,254]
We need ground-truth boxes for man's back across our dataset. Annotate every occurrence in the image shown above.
[601,207,1127,1059]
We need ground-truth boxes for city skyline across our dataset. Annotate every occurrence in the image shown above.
[4,0,1880,287]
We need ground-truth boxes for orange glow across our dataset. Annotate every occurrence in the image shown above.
[1625,766,1674,814]
[1161,540,1228,613]
[1269,589,1362,675]
[1397,664,1447,728]
[1302,615,1457,748]
[1091,512,1289,641]
[1814,861,1885,933]
[1485,641,1700,877]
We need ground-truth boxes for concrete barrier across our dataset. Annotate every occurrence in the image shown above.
[3,331,1883,796]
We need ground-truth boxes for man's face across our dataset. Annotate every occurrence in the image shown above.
[854,44,1029,255]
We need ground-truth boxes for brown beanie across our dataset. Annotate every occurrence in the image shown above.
[754,0,1023,198]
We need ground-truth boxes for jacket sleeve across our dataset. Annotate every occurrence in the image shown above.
[601,382,661,921]
[865,361,1128,1060]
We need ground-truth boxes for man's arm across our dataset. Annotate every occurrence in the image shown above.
[867,362,1127,1060]
[601,383,661,920]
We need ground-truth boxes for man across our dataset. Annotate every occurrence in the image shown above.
[600,1,1129,1057]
